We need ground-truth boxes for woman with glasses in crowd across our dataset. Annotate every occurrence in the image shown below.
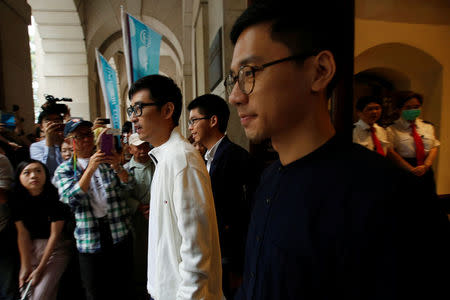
[10,159,70,300]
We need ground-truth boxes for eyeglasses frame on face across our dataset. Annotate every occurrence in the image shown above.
[188,116,212,126]
[224,52,316,95]
[127,102,159,118]
[71,132,94,140]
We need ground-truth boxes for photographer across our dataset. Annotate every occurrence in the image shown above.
[30,95,72,177]
[29,108,64,178]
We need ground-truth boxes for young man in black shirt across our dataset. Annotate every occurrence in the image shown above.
[225,1,449,299]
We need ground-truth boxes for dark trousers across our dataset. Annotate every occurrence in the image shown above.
[403,157,437,196]
[78,218,134,300]
[222,262,243,300]
[0,221,19,300]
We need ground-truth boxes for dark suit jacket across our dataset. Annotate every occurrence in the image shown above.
[209,136,259,273]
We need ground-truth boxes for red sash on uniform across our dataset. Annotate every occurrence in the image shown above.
[370,127,385,156]
[410,123,425,165]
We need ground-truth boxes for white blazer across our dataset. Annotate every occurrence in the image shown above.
[147,128,223,300]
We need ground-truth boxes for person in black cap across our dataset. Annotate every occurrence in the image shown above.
[53,119,136,300]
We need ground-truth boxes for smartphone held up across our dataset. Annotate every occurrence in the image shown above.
[98,128,120,155]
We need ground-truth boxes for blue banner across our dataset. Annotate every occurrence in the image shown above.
[96,51,121,129]
[127,14,162,81]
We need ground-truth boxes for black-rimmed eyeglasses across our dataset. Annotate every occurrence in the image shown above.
[188,116,211,126]
[127,102,158,117]
[224,53,314,95]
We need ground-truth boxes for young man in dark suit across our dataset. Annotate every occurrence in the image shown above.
[188,94,259,299]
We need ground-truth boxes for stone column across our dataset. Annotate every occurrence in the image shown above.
[29,0,90,121]
[0,0,34,132]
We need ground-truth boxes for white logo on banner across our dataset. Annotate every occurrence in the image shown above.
[130,18,136,37]
[138,29,152,71]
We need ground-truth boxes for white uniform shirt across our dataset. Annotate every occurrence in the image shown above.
[353,119,392,155]
[388,118,440,158]
[204,136,225,173]
[147,128,223,300]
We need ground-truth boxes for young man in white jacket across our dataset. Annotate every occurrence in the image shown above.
[128,74,223,300]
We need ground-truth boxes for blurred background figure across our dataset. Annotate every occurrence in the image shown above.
[188,134,207,157]
[0,154,18,300]
[0,105,31,168]
[92,118,110,145]
[353,96,391,156]
[30,101,65,178]
[121,121,133,164]
[10,160,71,300]
[123,133,154,300]
[60,140,73,161]
[387,91,440,195]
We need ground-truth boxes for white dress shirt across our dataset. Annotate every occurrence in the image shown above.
[204,136,225,173]
[147,127,223,300]
[388,118,440,158]
[353,119,392,155]
[30,139,63,177]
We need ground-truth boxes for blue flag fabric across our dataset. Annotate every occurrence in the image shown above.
[127,14,162,82]
[96,51,121,129]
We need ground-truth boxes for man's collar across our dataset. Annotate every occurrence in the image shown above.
[355,119,370,130]
[204,136,225,162]
[149,127,181,164]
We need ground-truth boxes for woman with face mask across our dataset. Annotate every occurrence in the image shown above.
[387,91,440,194]
[9,160,71,300]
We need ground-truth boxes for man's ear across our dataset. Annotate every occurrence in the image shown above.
[209,115,218,128]
[161,102,175,121]
[311,50,336,95]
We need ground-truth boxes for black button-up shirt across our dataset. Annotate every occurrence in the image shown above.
[235,135,449,300]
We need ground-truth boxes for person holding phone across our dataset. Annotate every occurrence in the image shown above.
[30,106,65,177]
[10,160,71,300]
[53,119,135,300]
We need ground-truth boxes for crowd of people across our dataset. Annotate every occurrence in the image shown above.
[0,0,449,300]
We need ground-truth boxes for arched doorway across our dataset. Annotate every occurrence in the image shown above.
[354,42,443,182]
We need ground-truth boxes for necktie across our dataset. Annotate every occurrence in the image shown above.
[410,123,425,165]
[370,127,385,156]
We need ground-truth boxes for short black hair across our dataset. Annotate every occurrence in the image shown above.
[393,91,424,109]
[128,75,182,126]
[356,96,383,112]
[37,110,63,125]
[230,0,342,98]
[187,94,230,133]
